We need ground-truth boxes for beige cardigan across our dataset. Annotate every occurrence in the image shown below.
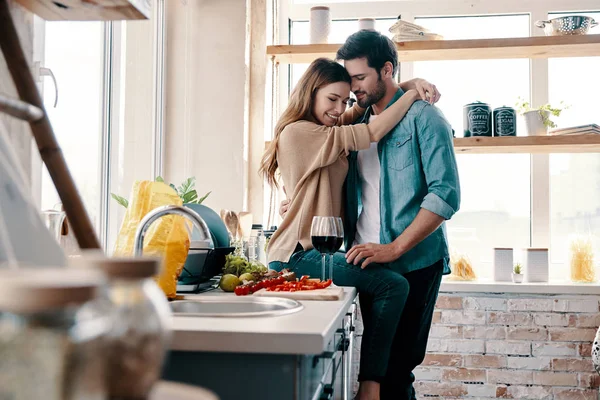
[267,109,371,263]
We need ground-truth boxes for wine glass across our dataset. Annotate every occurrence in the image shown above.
[311,216,344,282]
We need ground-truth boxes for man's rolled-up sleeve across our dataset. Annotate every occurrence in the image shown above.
[417,106,461,220]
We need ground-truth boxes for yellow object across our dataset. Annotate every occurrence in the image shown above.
[570,236,595,283]
[113,181,190,298]
[447,250,477,281]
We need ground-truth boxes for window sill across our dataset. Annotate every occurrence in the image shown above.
[440,279,600,295]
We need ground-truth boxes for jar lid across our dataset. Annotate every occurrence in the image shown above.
[84,255,161,279]
[0,268,104,314]
[494,106,515,111]
[310,6,330,11]
[464,101,490,107]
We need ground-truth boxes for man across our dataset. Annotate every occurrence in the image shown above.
[338,30,460,400]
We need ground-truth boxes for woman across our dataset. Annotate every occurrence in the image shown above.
[260,58,436,400]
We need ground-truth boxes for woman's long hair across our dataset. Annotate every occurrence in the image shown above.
[259,58,351,188]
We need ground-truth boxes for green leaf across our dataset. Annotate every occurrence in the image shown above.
[182,189,198,203]
[111,193,129,208]
[197,190,211,204]
[169,183,177,192]
[155,176,165,183]
[177,177,196,198]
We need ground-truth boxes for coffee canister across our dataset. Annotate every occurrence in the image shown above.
[493,106,517,136]
[463,101,492,137]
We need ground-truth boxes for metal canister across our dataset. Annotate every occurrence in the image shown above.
[493,106,517,136]
[463,101,492,137]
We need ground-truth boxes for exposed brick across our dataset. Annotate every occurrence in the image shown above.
[534,313,572,327]
[486,340,531,356]
[413,366,443,381]
[463,296,507,311]
[432,310,441,323]
[534,371,578,386]
[427,338,485,354]
[507,356,551,370]
[435,295,463,309]
[553,358,594,372]
[466,384,500,397]
[496,386,509,398]
[533,342,578,357]
[414,381,467,397]
[508,298,553,312]
[488,311,533,325]
[507,327,548,340]
[579,373,600,388]
[506,385,553,400]
[442,367,486,382]
[579,343,593,357]
[440,310,486,325]
[553,388,598,400]
[463,326,506,339]
[488,369,533,385]
[422,353,462,367]
[549,328,596,342]
[577,314,600,328]
[464,354,506,368]
[554,299,599,313]
[429,324,462,338]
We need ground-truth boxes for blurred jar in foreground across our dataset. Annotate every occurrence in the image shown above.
[88,256,172,399]
[569,235,596,283]
[0,268,109,400]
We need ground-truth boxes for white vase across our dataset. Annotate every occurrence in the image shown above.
[310,6,331,44]
[512,273,524,283]
[493,248,513,282]
[524,110,550,136]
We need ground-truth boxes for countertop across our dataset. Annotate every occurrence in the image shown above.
[170,287,356,355]
[440,279,600,294]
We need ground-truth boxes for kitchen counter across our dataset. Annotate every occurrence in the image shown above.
[440,279,600,294]
[170,287,357,355]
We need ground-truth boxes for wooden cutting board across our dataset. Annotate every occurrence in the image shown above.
[253,285,345,301]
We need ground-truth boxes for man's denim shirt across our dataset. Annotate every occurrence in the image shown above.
[344,88,461,275]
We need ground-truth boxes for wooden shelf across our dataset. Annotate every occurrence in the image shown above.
[454,135,600,154]
[267,34,600,64]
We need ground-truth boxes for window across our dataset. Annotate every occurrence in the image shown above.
[412,15,531,280]
[41,22,105,231]
[549,12,600,279]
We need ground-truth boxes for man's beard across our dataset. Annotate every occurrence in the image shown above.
[355,75,386,108]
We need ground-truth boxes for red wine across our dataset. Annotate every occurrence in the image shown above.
[312,236,343,254]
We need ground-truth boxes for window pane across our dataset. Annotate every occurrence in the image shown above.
[41,22,104,230]
[413,15,531,280]
[548,12,600,280]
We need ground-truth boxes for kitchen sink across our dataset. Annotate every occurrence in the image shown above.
[170,296,304,317]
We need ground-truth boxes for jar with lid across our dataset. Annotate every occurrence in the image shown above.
[89,256,172,399]
[493,106,517,136]
[0,268,109,400]
[463,101,492,137]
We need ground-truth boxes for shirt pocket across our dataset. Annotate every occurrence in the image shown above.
[385,133,414,171]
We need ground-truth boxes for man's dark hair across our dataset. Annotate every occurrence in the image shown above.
[336,30,398,76]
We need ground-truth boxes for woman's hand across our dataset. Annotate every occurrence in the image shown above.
[399,78,441,105]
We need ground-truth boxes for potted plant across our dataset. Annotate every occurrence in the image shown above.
[111,176,211,209]
[515,98,568,136]
[512,262,524,283]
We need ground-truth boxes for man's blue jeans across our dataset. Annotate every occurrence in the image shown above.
[270,249,409,382]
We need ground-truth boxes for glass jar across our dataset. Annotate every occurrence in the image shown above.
[569,235,596,283]
[90,256,172,399]
[0,268,109,400]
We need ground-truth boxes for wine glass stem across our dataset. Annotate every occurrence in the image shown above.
[321,253,327,281]
[328,253,334,282]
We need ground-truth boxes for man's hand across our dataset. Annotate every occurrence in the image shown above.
[345,242,401,269]
[400,78,441,105]
[279,199,290,218]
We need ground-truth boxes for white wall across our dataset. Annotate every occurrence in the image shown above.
[164,0,249,213]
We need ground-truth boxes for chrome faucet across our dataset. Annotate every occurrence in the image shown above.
[133,205,213,256]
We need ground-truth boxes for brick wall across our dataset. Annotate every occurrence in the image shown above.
[352,293,600,399]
